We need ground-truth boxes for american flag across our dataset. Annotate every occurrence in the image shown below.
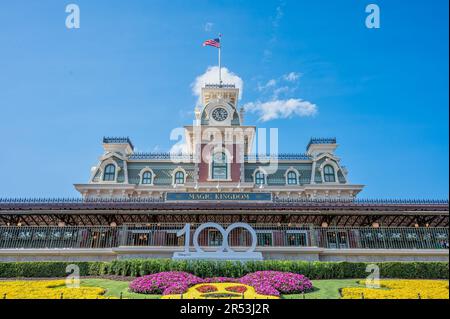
[203,38,221,48]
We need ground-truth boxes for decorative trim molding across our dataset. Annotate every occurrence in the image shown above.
[172,166,187,186]
[138,167,155,185]
[284,167,301,185]
[318,158,341,184]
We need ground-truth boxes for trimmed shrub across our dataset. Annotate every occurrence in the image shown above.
[0,260,447,280]
[0,262,91,278]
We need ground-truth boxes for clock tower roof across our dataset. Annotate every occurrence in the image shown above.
[201,84,239,108]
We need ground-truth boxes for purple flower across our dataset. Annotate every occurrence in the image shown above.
[129,271,313,297]
[239,271,313,296]
[129,271,203,295]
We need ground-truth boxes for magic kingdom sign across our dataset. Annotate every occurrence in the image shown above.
[165,192,272,202]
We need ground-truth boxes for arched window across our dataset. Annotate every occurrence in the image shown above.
[175,171,185,185]
[255,171,266,185]
[212,152,228,180]
[323,165,336,182]
[287,171,298,185]
[142,171,152,184]
[103,164,116,181]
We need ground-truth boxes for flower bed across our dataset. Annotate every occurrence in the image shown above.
[341,280,449,299]
[128,271,202,295]
[240,271,313,296]
[0,280,106,299]
[226,285,247,293]
[196,285,218,293]
[129,271,313,297]
[162,283,278,299]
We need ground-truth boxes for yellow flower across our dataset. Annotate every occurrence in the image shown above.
[162,283,279,299]
[341,280,449,299]
[0,280,107,299]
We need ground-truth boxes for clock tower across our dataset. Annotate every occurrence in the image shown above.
[183,84,256,187]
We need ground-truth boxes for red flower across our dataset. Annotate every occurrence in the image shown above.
[196,285,218,293]
[225,286,247,293]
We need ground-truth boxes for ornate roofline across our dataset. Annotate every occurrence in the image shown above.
[127,153,312,161]
[307,137,337,150]
[129,153,193,160]
[103,136,134,150]
[245,154,312,161]
[204,83,236,89]
[0,198,447,205]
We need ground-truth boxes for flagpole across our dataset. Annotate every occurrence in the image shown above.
[219,46,221,85]
[218,34,222,86]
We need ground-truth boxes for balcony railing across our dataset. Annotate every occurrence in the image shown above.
[1,198,447,205]
[0,224,448,250]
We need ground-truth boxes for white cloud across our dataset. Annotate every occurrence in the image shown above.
[272,86,290,99]
[192,66,244,103]
[283,72,301,82]
[272,5,284,28]
[204,22,213,32]
[257,79,277,92]
[244,99,318,122]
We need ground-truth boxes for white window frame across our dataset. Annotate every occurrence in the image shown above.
[284,167,301,185]
[172,167,187,186]
[138,167,155,185]
[99,159,120,183]
[253,167,268,186]
[208,148,232,181]
[319,159,340,184]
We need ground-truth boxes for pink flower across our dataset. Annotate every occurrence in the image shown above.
[129,271,313,297]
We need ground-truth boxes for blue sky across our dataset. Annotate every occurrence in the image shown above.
[0,0,448,199]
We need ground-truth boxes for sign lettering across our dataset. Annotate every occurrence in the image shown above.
[166,192,272,202]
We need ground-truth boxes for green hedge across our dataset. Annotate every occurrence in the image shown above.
[0,260,448,280]
[0,261,106,278]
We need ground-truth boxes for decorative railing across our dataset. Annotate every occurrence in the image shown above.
[129,152,193,160]
[205,83,236,89]
[307,137,337,150]
[0,198,447,205]
[102,136,134,149]
[245,153,311,161]
[0,198,165,204]
[128,153,312,161]
[273,198,449,205]
[0,225,447,250]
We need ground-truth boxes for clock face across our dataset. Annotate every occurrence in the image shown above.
[211,107,228,122]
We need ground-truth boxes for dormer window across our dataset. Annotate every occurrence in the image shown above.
[103,164,116,181]
[211,152,228,180]
[287,171,298,185]
[324,165,336,182]
[142,171,152,184]
[255,171,266,185]
[175,171,185,185]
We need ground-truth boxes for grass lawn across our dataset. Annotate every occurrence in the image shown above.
[282,279,362,299]
[81,279,160,299]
